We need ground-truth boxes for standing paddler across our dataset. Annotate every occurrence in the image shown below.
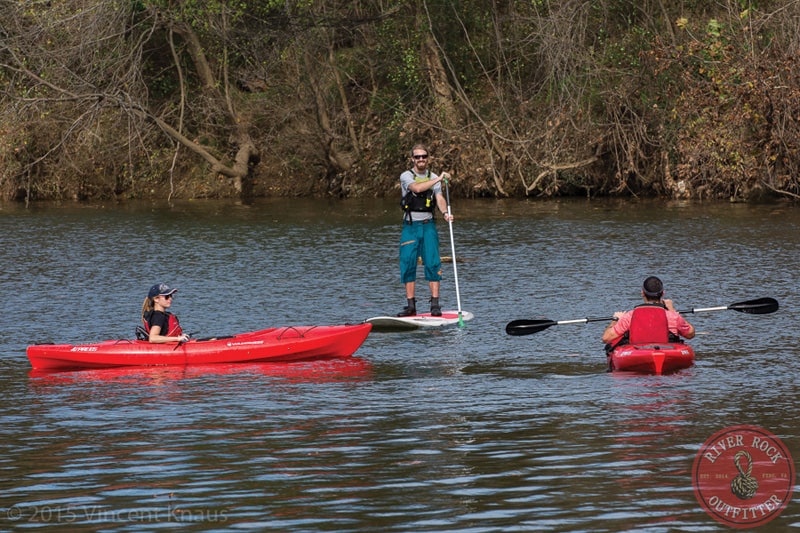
[397,143,454,317]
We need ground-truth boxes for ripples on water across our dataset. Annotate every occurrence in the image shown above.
[1,198,798,531]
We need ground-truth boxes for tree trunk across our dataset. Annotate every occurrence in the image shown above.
[421,31,459,128]
[164,17,259,195]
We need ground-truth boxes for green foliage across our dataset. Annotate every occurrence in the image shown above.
[372,12,422,104]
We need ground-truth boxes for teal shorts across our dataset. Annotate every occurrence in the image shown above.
[399,220,442,283]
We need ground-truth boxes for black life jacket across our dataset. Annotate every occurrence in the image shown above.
[401,171,435,221]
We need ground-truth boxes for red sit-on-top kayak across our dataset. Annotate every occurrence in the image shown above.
[607,342,695,375]
[27,323,372,371]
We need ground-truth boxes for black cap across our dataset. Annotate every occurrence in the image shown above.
[642,276,664,298]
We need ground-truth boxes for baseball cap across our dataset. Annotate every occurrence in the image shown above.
[148,283,178,298]
[642,276,664,298]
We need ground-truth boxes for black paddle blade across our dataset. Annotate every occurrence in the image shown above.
[505,319,557,336]
[729,297,779,315]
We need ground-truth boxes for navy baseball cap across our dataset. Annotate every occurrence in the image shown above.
[148,283,178,298]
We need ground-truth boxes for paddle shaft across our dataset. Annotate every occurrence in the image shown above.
[679,305,727,313]
[506,297,778,336]
[443,176,464,326]
[555,317,611,326]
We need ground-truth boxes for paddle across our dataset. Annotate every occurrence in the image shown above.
[173,331,199,350]
[506,316,614,336]
[677,297,778,315]
[443,175,465,328]
[505,297,779,336]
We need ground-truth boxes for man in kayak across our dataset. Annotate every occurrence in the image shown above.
[601,276,695,347]
[398,143,454,317]
[140,283,190,343]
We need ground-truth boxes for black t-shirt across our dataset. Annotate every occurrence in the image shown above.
[147,310,170,334]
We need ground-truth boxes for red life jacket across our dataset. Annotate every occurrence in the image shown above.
[628,304,669,343]
[140,311,183,338]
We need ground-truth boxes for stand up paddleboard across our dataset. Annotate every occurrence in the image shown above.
[365,310,474,331]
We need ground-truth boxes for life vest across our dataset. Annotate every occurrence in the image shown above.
[401,171,435,221]
[137,311,183,340]
[628,303,670,343]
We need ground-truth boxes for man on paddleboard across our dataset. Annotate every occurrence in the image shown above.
[397,144,454,317]
[601,276,695,347]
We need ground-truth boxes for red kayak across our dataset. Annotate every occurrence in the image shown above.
[607,342,695,375]
[27,323,372,371]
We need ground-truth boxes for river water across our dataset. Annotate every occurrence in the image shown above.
[0,198,798,532]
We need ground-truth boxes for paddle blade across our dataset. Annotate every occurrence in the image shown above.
[729,297,779,315]
[505,319,557,336]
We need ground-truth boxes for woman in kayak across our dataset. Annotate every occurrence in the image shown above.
[601,276,695,347]
[140,283,190,343]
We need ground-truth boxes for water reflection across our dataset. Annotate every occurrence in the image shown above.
[27,357,373,385]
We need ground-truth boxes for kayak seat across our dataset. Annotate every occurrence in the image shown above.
[628,305,670,344]
[135,325,149,341]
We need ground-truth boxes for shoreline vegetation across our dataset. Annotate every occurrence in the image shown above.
[2,1,800,205]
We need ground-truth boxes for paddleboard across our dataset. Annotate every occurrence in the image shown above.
[365,310,474,331]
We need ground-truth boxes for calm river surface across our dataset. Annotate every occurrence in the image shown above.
[1,197,798,532]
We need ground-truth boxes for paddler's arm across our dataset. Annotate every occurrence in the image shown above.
[664,299,696,339]
[148,325,190,344]
[407,172,445,193]
[601,314,621,344]
[435,172,454,222]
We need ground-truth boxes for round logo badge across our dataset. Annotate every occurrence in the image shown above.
[693,425,795,528]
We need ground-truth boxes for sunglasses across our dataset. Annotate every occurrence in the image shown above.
[160,294,174,300]
[412,154,428,160]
